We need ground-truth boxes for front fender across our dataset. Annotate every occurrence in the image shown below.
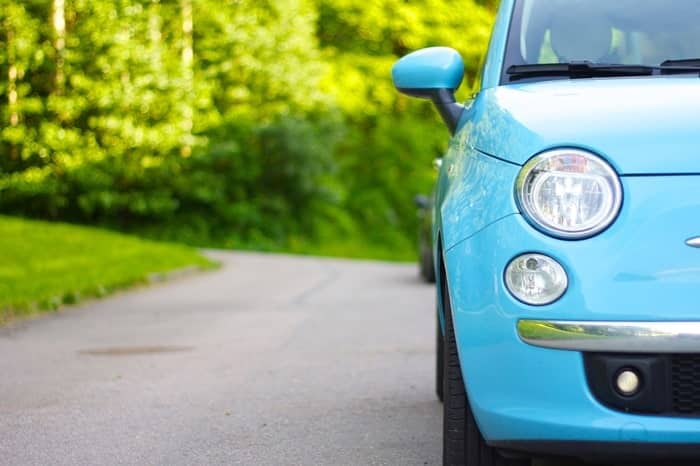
[437,135,520,252]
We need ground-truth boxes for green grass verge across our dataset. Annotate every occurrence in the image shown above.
[132,226,419,263]
[283,239,416,262]
[0,215,216,323]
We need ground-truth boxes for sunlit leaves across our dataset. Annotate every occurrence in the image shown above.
[0,0,496,257]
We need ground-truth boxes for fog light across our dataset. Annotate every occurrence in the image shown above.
[504,253,568,305]
[615,369,641,396]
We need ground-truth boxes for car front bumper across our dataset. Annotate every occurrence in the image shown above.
[518,320,700,353]
[442,174,700,446]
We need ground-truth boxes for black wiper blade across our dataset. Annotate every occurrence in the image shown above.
[660,58,700,67]
[507,61,700,82]
[506,62,655,81]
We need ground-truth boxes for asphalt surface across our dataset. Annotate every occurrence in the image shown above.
[0,252,440,465]
[0,252,666,465]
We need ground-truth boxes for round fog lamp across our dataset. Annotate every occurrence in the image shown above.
[616,370,641,396]
[505,253,568,305]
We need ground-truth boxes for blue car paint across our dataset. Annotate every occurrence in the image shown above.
[480,0,516,90]
[469,77,700,174]
[392,0,700,449]
[444,182,700,442]
[437,106,700,442]
[433,144,519,335]
[391,47,465,92]
[438,139,520,253]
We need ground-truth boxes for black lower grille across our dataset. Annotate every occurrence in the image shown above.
[584,353,700,417]
[671,354,700,415]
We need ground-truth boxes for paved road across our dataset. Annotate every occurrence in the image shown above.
[0,252,441,465]
[0,252,664,465]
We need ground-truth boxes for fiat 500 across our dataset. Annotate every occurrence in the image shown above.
[393,1,700,465]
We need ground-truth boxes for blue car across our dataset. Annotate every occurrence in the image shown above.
[392,1,700,465]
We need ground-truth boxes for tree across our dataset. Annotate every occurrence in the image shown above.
[313,0,494,247]
[0,0,496,258]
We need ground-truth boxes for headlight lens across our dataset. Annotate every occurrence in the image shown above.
[505,253,568,305]
[516,149,622,239]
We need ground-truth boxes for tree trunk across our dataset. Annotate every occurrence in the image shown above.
[148,0,162,68]
[6,13,19,160]
[53,0,66,95]
[180,0,193,157]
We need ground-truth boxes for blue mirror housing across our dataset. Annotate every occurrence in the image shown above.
[392,47,464,95]
[392,47,466,134]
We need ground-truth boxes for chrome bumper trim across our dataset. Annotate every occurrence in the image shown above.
[517,320,700,353]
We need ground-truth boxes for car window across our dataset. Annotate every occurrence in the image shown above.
[507,0,700,68]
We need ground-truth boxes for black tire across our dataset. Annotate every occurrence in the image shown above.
[436,314,444,402]
[420,245,436,283]
[442,277,530,466]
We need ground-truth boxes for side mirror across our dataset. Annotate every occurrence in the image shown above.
[392,47,465,134]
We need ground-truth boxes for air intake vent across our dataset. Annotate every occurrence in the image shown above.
[671,354,700,416]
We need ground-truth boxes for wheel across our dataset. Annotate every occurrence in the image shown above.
[420,245,436,283]
[436,313,444,402]
[441,276,530,466]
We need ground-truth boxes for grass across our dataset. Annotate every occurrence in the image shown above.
[134,225,419,263]
[284,239,416,262]
[0,215,216,323]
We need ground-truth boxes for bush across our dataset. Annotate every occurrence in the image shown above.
[0,0,495,260]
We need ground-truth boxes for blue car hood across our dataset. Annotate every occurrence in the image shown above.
[469,76,700,175]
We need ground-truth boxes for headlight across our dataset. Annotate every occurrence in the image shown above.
[516,149,622,239]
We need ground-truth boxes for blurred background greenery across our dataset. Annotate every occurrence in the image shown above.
[1,0,496,262]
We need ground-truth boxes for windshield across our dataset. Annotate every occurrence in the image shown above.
[502,0,700,82]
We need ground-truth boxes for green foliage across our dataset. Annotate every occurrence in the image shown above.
[0,215,214,321]
[316,0,494,251]
[0,0,495,260]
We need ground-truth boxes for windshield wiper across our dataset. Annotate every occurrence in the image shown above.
[660,58,700,68]
[507,61,700,81]
[507,62,655,81]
